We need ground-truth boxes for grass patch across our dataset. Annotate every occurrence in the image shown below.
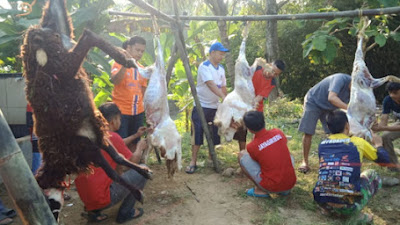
[169,97,400,225]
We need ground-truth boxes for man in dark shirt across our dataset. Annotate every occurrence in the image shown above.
[298,73,351,173]
[372,82,400,171]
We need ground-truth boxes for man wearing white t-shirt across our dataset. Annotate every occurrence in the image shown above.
[186,42,229,174]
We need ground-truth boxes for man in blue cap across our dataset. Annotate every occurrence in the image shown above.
[186,42,229,174]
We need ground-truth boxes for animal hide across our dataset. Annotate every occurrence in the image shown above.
[140,33,182,178]
[347,17,400,140]
[21,0,151,219]
[214,25,268,141]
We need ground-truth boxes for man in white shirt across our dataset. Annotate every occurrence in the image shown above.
[186,42,229,174]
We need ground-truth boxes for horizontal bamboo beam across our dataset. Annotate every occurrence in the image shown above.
[109,6,400,21]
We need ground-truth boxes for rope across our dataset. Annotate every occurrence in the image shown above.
[16,0,37,17]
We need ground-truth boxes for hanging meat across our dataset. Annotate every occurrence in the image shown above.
[214,24,268,141]
[21,0,152,220]
[140,22,182,178]
[347,17,400,140]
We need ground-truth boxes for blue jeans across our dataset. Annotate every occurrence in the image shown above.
[109,168,147,217]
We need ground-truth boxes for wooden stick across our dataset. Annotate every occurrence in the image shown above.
[0,110,57,225]
[109,6,400,21]
[170,0,221,173]
[127,0,175,22]
[184,181,200,203]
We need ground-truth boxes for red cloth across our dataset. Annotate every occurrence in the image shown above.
[246,128,296,192]
[27,104,33,112]
[75,132,133,211]
[252,68,275,112]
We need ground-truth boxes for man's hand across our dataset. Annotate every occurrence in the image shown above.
[371,122,385,132]
[253,95,263,109]
[137,126,147,136]
[371,133,383,148]
[262,68,274,79]
[136,139,148,153]
[230,119,242,129]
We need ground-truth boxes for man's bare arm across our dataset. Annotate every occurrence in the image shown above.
[111,67,127,85]
[328,91,347,110]
[205,80,226,100]
[116,139,147,174]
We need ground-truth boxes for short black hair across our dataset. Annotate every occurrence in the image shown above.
[386,82,400,93]
[273,60,285,72]
[326,110,348,134]
[98,102,121,122]
[243,111,265,132]
[122,36,146,50]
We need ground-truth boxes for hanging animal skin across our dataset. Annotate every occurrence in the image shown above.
[21,0,152,220]
[347,17,400,140]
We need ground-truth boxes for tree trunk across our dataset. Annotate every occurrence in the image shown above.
[205,0,235,85]
[265,0,279,101]
[0,110,57,225]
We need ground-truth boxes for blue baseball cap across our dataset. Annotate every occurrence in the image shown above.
[209,42,229,53]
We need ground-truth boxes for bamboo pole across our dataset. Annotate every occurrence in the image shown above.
[127,0,175,23]
[169,0,221,173]
[109,6,400,21]
[0,110,56,225]
[128,0,221,172]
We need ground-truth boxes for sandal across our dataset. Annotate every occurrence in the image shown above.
[245,188,270,198]
[81,210,108,223]
[298,164,311,174]
[0,214,12,225]
[185,165,197,174]
[116,208,144,224]
[1,209,16,218]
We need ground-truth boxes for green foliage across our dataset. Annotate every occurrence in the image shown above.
[265,96,303,120]
[92,71,114,107]
[302,1,400,65]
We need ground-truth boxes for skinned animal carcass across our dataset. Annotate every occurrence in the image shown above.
[214,26,269,142]
[347,17,400,140]
[21,0,152,219]
[140,33,182,178]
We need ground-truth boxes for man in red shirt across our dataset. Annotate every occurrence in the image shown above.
[75,102,147,223]
[234,60,285,150]
[238,111,296,197]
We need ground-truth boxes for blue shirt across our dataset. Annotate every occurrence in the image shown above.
[382,95,400,119]
[306,73,351,111]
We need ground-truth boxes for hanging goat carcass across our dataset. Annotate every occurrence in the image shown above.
[21,0,152,220]
[347,17,400,140]
[140,25,182,178]
[214,24,269,142]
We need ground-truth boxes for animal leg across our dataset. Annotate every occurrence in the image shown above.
[102,142,153,180]
[67,29,136,77]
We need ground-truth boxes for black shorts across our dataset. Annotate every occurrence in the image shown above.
[117,112,145,144]
[191,107,220,146]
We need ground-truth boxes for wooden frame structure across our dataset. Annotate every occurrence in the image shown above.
[121,1,400,173]
[1,2,400,223]
[110,6,400,21]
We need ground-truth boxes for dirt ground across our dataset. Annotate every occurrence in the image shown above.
[1,164,265,225]
[2,162,400,225]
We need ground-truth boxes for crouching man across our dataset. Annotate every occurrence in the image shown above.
[75,102,147,223]
[238,111,296,197]
[313,110,390,223]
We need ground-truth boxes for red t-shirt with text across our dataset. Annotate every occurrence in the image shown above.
[246,128,296,192]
